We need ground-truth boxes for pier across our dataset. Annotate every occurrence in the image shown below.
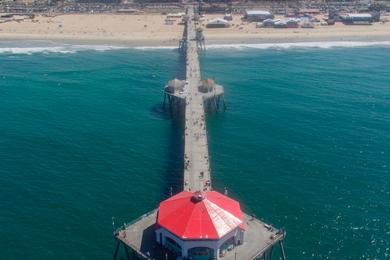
[113,5,286,260]
[182,6,211,192]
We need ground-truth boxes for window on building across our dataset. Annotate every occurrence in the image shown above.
[165,237,182,256]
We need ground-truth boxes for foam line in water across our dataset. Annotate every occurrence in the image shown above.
[0,46,74,54]
[205,41,390,50]
[1,41,390,54]
[132,46,176,50]
[0,44,128,54]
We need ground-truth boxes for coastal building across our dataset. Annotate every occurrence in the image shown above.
[166,12,185,19]
[299,8,320,15]
[285,9,298,17]
[244,10,273,22]
[206,18,229,28]
[343,13,373,24]
[155,191,245,259]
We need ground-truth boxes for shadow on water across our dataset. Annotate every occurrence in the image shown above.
[175,53,186,80]
[149,100,185,199]
[149,104,172,120]
[149,50,185,120]
[160,117,185,199]
[150,50,186,199]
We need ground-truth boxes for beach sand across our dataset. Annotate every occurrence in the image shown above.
[1,13,390,46]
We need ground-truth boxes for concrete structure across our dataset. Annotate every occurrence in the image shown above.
[113,5,286,260]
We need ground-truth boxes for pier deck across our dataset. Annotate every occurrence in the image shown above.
[116,212,284,260]
[165,83,224,100]
[183,6,211,192]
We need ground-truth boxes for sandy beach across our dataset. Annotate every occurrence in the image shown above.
[1,13,390,46]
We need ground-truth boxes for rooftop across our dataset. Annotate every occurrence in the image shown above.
[157,191,244,240]
[245,10,272,15]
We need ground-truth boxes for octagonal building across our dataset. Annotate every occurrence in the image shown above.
[155,191,245,259]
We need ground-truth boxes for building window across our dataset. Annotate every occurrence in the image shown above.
[219,237,235,257]
[165,237,182,256]
[188,247,214,259]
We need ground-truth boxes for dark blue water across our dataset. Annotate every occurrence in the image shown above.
[0,44,389,259]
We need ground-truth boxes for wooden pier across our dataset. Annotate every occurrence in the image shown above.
[113,5,286,260]
[182,6,211,192]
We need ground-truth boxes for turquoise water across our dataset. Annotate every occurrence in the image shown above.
[0,43,389,259]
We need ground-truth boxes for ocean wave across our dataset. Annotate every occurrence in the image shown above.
[0,44,128,54]
[133,46,176,50]
[125,41,390,51]
[205,41,390,50]
[0,46,74,54]
[1,40,390,54]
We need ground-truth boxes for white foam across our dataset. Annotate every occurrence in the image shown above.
[73,44,128,51]
[120,41,390,51]
[205,41,390,50]
[133,46,176,50]
[0,44,128,54]
[0,46,75,54]
[1,41,389,54]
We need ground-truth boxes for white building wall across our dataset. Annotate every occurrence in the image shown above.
[156,227,245,259]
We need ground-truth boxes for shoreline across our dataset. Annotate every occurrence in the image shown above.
[1,34,390,49]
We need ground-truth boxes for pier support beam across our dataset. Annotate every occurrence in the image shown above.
[112,240,120,260]
[267,245,274,260]
[279,240,286,260]
[124,244,131,260]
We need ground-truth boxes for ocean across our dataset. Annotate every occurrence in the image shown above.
[0,41,389,259]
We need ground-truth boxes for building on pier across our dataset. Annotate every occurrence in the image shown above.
[155,191,245,259]
[163,78,226,113]
[165,78,185,94]
[199,78,215,93]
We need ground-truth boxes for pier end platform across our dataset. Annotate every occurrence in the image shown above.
[114,210,285,260]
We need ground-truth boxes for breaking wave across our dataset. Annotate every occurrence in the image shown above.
[1,40,390,54]
[205,41,390,50]
[0,43,128,54]
[133,46,176,50]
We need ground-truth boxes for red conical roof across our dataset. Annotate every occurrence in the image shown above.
[157,191,244,239]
